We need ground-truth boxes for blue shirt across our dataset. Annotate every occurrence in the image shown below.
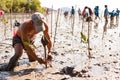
[116,9,120,15]
[94,7,99,14]
[104,8,109,16]
[71,7,75,15]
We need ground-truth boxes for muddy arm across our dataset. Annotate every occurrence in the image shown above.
[43,22,52,53]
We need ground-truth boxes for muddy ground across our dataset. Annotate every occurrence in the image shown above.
[0,13,120,80]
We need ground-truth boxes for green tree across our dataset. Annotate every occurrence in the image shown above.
[0,0,45,13]
[6,0,13,12]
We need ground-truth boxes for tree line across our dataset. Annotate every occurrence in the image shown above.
[0,0,45,13]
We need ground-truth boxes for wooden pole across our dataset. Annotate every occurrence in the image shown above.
[43,45,47,68]
[102,21,108,39]
[71,6,76,35]
[81,17,84,42]
[72,14,75,35]
[51,5,53,38]
[3,17,6,39]
[88,20,91,58]
[10,0,13,31]
[53,9,60,49]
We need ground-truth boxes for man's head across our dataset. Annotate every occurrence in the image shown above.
[31,12,45,32]
[96,6,99,9]
[105,5,107,8]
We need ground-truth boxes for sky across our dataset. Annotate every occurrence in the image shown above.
[40,0,120,11]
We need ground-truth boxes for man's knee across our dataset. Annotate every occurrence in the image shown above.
[14,51,22,58]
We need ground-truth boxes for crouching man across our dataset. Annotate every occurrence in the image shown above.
[3,12,52,71]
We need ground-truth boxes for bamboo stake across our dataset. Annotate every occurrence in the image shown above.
[71,9,75,36]
[81,18,84,42]
[10,0,13,31]
[72,14,75,35]
[102,12,109,39]
[43,45,47,68]
[11,0,13,59]
[71,5,77,65]
[3,18,6,39]
[71,12,74,64]
[58,9,61,27]
[51,5,53,38]
[88,20,91,58]
[53,9,60,49]
[102,21,108,39]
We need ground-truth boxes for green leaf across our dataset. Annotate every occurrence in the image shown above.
[2,19,7,25]
[80,32,88,43]
[23,40,37,49]
[81,32,86,41]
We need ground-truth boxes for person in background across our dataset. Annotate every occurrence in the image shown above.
[82,6,89,19]
[109,10,116,28]
[94,6,100,20]
[103,5,109,32]
[78,8,81,20]
[71,6,75,17]
[94,6,100,29]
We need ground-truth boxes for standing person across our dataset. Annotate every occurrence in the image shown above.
[102,5,109,39]
[1,12,52,71]
[78,8,81,20]
[64,11,68,18]
[82,6,89,20]
[71,6,75,17]
[103,5,109,33]
[46,8,49,15]
[81,6,92,32]
[70,6,75,33]
[82,6,93,21]
[109,10,116,28]
[94,6,100,20]
[94,6,100,29]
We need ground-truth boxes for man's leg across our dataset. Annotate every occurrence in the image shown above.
[6,43,23,71]
[27,49,36,62]
[25,46,45,64]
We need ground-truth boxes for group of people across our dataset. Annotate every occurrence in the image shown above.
[109,8,120,27]
[69,5,119,31]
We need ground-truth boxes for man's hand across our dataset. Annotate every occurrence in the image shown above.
[47,52,52,61]
[46,52,53,67]
[37,58,46,64]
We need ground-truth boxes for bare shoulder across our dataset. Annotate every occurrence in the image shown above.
[17,20,34,36]
[20,20,34,31]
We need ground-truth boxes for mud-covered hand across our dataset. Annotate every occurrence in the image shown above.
[46,52,53,67]
[47,52,53,61]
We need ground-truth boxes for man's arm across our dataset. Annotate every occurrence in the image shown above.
[19,22,45,64]
[43,22,52,53]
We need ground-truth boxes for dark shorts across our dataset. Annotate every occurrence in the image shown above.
[12,35,24,48]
